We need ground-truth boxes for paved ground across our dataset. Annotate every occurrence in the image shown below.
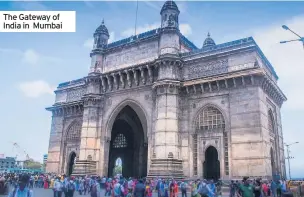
[1,188,198,197]
[1,187,229,197]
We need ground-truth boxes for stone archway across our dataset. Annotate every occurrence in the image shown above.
[67,151,77,176]
[107,105,148,178]
[204,146,220,180]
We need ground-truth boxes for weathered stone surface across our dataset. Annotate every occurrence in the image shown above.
[46,6,286,179]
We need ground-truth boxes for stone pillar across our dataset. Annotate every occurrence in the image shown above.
[148,82,184,179]
[73,77,102,176]
[147,56,184,179]
[46,111,64,174]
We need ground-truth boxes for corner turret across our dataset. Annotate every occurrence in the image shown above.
[93,19,110,49]
[160,0,180,29]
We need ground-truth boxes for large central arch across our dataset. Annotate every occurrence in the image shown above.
[107,104,148,178]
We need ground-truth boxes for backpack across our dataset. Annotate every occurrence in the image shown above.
[67,182,75,191]
[198,183,209,195]
[114,183,122,196]
[181,183,187,191]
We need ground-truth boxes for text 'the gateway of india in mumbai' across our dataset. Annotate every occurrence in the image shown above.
[46,0,287,180]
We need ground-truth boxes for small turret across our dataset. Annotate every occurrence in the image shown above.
[160,0,180,29]
[93,19,110,49]
[202,32,216,48]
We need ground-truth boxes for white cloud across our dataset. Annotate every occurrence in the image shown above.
[83,32,116,49]
[83,38,93,49]
[18,80,55,98]
[0,48,60,66]
[180,24,192,36]
[252,15,304,110]
[22,49,39,65]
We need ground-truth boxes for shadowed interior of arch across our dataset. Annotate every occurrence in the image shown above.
[204,146,220,180]
[67,152,76,176]
[108,105,147,178]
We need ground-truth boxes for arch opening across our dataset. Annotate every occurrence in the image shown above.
[108,105,147,178]
[270,147,275,176]
[67,152,76,176]
[204,146,220,180]
[63,121,81,175]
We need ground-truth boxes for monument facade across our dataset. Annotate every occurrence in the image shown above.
[46,1,287,179]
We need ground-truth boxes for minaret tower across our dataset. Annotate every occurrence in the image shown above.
[89,19,110,73]
[148,0,185,179]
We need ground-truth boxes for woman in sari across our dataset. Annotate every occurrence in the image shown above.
[43,176,49,189]
[146,180,152,197]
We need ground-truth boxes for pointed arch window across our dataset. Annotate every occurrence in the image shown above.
[66,122,81,142]
[113,133,127,148]
[196,106,225,131]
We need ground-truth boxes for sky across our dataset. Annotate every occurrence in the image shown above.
[0,1,303,177]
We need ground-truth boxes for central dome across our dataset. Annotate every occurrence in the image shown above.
[160,0,179,14]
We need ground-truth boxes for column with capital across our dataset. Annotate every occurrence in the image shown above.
[73,77,103,176]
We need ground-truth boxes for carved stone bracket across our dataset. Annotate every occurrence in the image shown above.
[140,67,146,85]
[119,71,125,88]
[132,69,139,86]
[106,75,112,91]
[100,76,106,92]
[47,102,84,117]
[112,73,118,90]
[147,65,153,83]
[125,70,132,87]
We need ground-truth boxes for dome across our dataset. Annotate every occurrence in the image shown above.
[94,19,109,37]
[203,32,216,48]
[160,0,179,14]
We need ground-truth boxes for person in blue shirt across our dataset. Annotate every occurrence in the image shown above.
[8,174,33,197]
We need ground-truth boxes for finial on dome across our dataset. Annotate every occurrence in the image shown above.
[202,32,216,48]
[94,18,109,37]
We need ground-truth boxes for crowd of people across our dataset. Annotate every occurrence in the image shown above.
[0,172,298,197]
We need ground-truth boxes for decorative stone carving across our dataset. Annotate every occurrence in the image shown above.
[104,41,158,73]
[187,59,228,79]
[67,89,86,102]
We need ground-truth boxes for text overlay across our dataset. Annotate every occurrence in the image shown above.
[0,11,76,32]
